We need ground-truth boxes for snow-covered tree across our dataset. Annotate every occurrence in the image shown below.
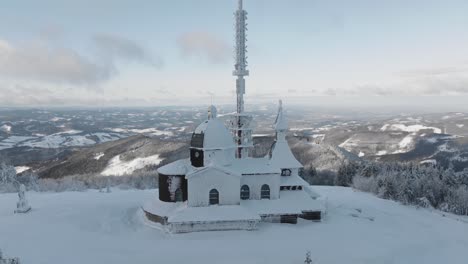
[335,161,359,187]
[0,163,18,192]
[304,251,313,264]
[0,249,20,264]
[15,184,31,214]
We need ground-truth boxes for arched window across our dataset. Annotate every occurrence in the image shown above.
[175,188,183,202]
[261,184,270,199]
[209,189,219,205]
[240,185,250,200]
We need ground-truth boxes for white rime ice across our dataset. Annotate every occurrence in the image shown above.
[0,248,21,264]
[14,184,31,214]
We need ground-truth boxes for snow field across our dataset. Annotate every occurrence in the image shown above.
[0,187,467,264]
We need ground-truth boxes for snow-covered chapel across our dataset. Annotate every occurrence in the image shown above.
[143,0,324,233]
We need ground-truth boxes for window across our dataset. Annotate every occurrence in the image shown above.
[281,169,292,176]
[209,189,219,205]
[261,184,270,199]
[240,185,250,200]
[175,188,183,202]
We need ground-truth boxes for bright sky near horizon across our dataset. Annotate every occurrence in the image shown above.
[1,0,468,109]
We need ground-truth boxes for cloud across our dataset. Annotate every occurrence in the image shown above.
[0,34,161,85]
[418,76,468,95]
[0,39,110,85]
[399,64,468,95]
[93,34,162,68]
[317,64,468,97]
[0,84,67,106]
[398,66,468,78]
[0,84,159,107]
[177,31,230,64]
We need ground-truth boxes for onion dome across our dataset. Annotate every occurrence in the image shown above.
[190,106,235,150]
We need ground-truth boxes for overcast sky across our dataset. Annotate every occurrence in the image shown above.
[1,0,468,109]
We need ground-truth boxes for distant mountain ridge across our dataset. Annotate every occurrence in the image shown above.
[36,135,187,178]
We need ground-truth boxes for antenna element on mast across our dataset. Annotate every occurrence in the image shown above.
[230,0,253,159]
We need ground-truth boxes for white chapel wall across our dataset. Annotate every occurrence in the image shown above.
[187,168,241,207]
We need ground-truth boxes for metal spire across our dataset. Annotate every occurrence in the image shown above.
[231,0,251,159]
[233,0,249,114]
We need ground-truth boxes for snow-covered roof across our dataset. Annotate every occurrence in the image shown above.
[304,186,321,199]
[185,165,240,179]
[158,157,281,177]
[280,175,309,187]
[274,100,288,131]
[192,118,235,150]
[269,141,303,169]
[228,157,280,175]
[157,159,193,175]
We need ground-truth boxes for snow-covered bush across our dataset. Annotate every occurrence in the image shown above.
[0,163,18,192]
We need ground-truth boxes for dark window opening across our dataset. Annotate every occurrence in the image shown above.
[240,185,250,200]
[190,148,204,167]
[209,189,219,205]
[281,169,292,176]
[261,184,270,199]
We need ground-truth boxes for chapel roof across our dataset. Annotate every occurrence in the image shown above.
[191,106,235,150]
[269,140,303,169]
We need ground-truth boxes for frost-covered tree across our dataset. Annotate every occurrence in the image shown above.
[304,251,313,264]
[15,184,31,214]
[0,163,18,192]
[0,248,21,264]
[350,161,468,216]
[335,161,360,187]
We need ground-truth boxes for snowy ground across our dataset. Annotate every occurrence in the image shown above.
[1,187,467,264]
